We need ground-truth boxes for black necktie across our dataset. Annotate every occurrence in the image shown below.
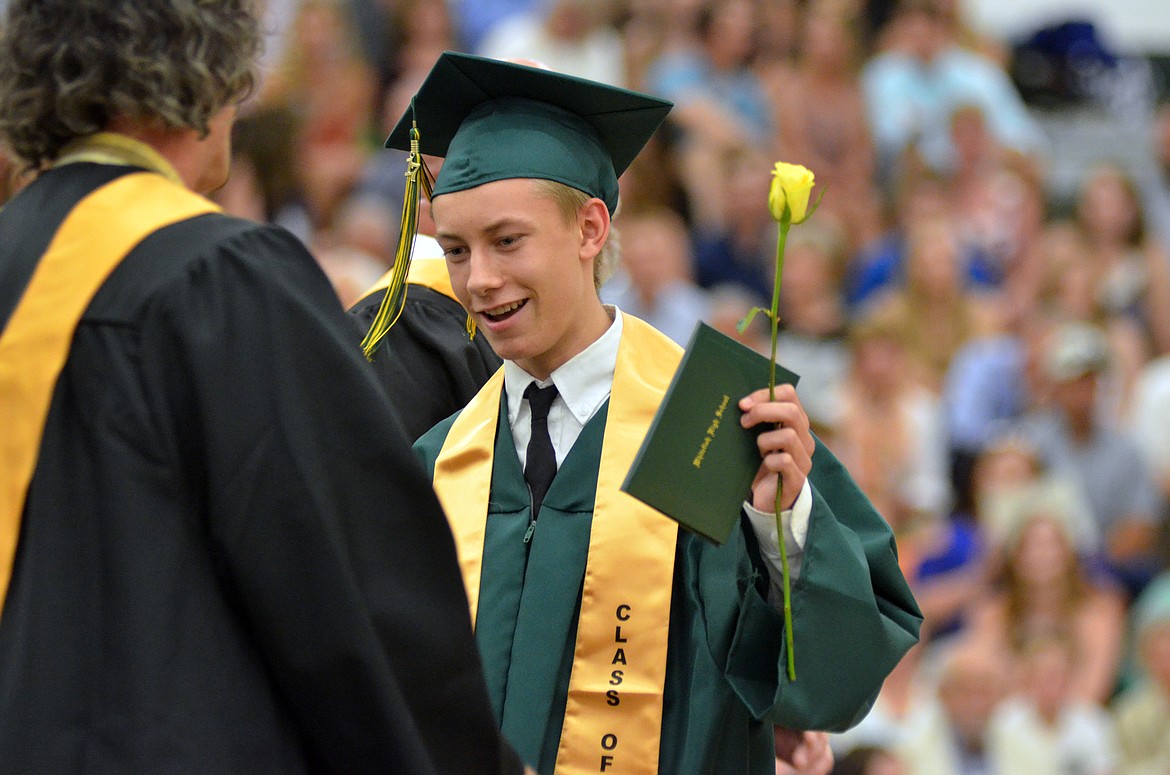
[523,382,559,521]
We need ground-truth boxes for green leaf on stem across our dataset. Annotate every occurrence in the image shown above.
[736,306,773,335]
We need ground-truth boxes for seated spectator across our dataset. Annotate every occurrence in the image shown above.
[1112,572,1170,774]
[983,158,1049,330]
[831,313,967,647]
[944,100,1003,178]
[831,311,953,545]
[931,0,1009,66]
[256,0,378,234]
[964,505,1127,705]
[776,224,852,432]
[617,0,706,92]
[309,192,397,307]
[313,244,388,308]
[478,0,627,86]
[860,0,1045,183]
[895,645,1009,775]
[213,104,311,241]
[979,473,1101,561]
[753,0,801,79]
[394,0,460,79]
[769,5,882,250]
[1034,220,1148,422]
[600,208,710,345]
[354,67,434,233]
[1021,320,1164,595]
[970,434,1047,511]
[940,316,1047,513]
[946,110,1048,315]
[449,0,542,52]
[988,633,1119,775]
[858,214,1002,392]
[847,171,998,311]
[254,0,299,93]
[610,121,687,215]
[912,528,987,648]
[905,435,1092,650]
[643,0,773,225]
[1073,161,1170,358]
[691,147,777,302]
[323,193,397,270]
[643,0,771,142]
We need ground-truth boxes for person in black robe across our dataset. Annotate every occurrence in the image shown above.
[349,236,501,442]
[0,2,526,773]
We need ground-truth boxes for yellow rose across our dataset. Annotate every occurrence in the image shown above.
[768,162,815,224]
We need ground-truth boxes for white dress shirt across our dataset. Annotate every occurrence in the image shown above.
[503,307,811,583]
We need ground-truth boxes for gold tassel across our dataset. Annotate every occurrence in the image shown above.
[360,121,434,360]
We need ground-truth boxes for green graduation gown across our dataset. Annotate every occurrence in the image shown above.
[416,392,922,775]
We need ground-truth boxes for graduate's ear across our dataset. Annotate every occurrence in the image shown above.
[577,197,610,264]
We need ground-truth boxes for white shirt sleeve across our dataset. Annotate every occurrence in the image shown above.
[742,478,812,585]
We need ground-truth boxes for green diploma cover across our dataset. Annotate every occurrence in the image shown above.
[621,323,799,545]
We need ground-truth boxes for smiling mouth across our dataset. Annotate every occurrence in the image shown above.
[482,299,526,323]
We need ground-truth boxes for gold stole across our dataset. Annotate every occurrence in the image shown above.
[359,257,456,303]
[433,315,682,774]
[0,166,218,611]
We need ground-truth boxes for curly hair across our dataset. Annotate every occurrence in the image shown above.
[0,0,261,171]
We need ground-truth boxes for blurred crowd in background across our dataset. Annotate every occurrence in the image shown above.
[4,0,1170,772]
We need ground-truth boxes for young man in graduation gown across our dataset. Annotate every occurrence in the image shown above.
[393,52,922,775]
[0,4,528,773]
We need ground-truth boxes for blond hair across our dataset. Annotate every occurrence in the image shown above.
[533,179,621,291]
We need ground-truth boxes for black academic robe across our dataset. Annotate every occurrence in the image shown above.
[0,163,521,775]
[416,390,923,775]
[349,283,501,442]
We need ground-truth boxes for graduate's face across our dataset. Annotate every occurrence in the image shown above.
[433,178,609,379]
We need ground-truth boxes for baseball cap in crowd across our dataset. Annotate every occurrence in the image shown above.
[1043,321,1110,382]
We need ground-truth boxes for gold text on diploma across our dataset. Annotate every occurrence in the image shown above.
[692,394,730,469]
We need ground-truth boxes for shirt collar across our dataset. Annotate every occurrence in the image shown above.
[52,132,184,186]
[505,306,624,425]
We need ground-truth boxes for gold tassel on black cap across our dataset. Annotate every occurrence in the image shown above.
[360,120,434,361]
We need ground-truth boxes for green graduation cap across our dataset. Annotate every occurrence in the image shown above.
[361,51,672,360]
[384,51,673,215]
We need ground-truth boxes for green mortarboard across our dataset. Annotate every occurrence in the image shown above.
[361,52,671,361]
[384,51,673,215]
